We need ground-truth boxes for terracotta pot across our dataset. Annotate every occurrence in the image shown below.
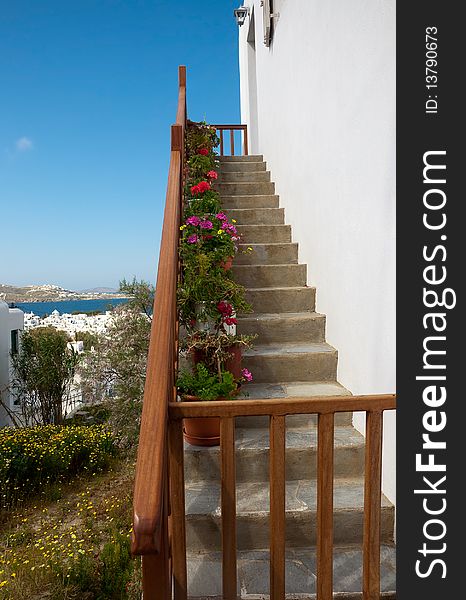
[182,395,220,446]
[220,256,234,270]
[193,344,242,379]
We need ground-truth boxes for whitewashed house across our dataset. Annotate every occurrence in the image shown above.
[0,300,24,427]
[236,0,396,505]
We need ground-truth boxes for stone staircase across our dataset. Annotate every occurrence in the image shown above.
[184,155,395,598]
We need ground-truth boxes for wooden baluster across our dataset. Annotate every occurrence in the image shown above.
[169,418,187,600]
[363,411,383,600]
[230,129,235,156]
[220,129,224,156]
[221,417,237,599]
[270,415,286,600]
[142,477,171,600]
[316,412,335,600]
[243,126,248,156]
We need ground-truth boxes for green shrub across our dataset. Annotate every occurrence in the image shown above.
[0,424,117,509]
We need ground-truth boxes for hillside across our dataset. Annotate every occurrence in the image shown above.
[0,283,128,303]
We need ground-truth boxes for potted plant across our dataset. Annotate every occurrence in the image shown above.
[177,362,253,446]
[181,329,256,380]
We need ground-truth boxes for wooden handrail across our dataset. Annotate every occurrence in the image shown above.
[169,393,396,419]
[132,66,186,558]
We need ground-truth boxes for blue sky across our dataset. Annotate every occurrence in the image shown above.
[0,0,241,290]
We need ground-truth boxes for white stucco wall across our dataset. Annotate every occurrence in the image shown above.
[0,301,24,427]
[238,0,396,504]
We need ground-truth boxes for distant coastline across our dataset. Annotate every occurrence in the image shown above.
[16,298,130,317]
[0,283,129,304]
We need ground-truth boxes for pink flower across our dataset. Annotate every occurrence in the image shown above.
[186,215,201,226]
[222,222,238,235]
[200,220,213,230]
[207,170,218,180]
[241,368,253,382]
[187,234,199,244]
[216,212,227,221]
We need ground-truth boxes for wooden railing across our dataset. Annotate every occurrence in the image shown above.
[167,394,396,600]
[131,65,187,598]
[132,65,395,600]
[214,124,248,156]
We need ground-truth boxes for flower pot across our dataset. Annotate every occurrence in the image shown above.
[182,395,220,446]
[193,344,242,379]
[220,256,234,270]
[193,302,216,332]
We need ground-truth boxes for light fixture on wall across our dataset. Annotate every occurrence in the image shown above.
[234,5,249,27]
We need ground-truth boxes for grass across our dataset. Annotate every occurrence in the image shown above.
[0,458,141,599]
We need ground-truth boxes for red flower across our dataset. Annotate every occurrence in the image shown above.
[224,317,237,326]
[190,181,211,196]
[198,148,209,156]
[217,301,233,316]
[207,170,218,180]
[197,180,211,193]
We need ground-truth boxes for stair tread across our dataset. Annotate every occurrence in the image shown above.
[238,311,325,321]
[244,342,337,357]
[241,381,351,399]
[185,478,393,516]
[186,545,396,598]
[184,425,365,454]
[233,263,304,268]
[239,242,296,246]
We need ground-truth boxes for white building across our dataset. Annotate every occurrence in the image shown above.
[0,301,24,427]
[237,1,396,504]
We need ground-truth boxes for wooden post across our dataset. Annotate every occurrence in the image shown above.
[243,126,249,155]
[221,417,237,599]
[270,415,286,600]
[230,129,235,156]
[363,411,383,600]
[169,419,187,600]
[316,412,335,600]
[220,129,224,156]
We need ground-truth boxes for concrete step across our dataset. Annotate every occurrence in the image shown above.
[243,343,338,384]
[218,154,263,162]
[232,264,307,288]
[236,243,298,265]
[238,312,325,344]
[218,160,266,172]
[238,224,291,243]
[216,181,275,196]
[236,381,352,428]
[186,545,396,599]
[222,194,280,209]
[226,207,285,226]
[218,171,271,183]
[243,286,316,314]
[185,479,394,551]
[184,425,364,484]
